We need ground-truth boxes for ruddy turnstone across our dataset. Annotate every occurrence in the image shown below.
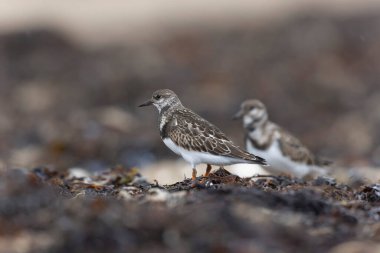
[139,89,266,182]
[234,99,330,178]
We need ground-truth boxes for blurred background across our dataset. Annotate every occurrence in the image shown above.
[0,0,380,183]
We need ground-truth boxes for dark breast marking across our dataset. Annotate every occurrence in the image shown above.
[246,133,272,151]
[160,121,168,138]
[245,123,274,151]
[160,116,175,139]
[160,105,171,115]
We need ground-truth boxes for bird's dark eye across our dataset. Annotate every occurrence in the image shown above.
[154,95,161,100]
[248,106,255,110]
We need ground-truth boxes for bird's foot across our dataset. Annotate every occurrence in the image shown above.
[190,180,206,189]
[190,168,199,188]
[199,164,212,184]
[190,168,210,188]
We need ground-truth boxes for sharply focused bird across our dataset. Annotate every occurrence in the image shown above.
[234,99,330,178]
[139,89,266,182]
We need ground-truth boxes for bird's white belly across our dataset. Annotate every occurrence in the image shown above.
[246,139,316,177]
[163,138,244,167]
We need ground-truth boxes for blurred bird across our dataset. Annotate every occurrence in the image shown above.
[234,99,331,178]
[139,89,266,183]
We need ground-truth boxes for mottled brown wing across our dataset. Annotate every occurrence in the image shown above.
[167,109,266,164]
[277,129,316,165]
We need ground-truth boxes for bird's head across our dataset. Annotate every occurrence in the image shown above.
[139,89,181,112]
[233,99,268,128]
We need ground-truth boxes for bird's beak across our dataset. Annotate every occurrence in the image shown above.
[138,99,154,107]
[232,110,244,120]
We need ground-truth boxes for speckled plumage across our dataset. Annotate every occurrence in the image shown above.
[139,89,266,177]
[235,99,331,177]
[161,108,265,163]
[277,128,330,166]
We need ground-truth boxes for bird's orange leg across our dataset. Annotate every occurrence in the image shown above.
[192,168,197,181]
[190,168,199,188]
[204,164,212,177]
[198,164,212,184]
